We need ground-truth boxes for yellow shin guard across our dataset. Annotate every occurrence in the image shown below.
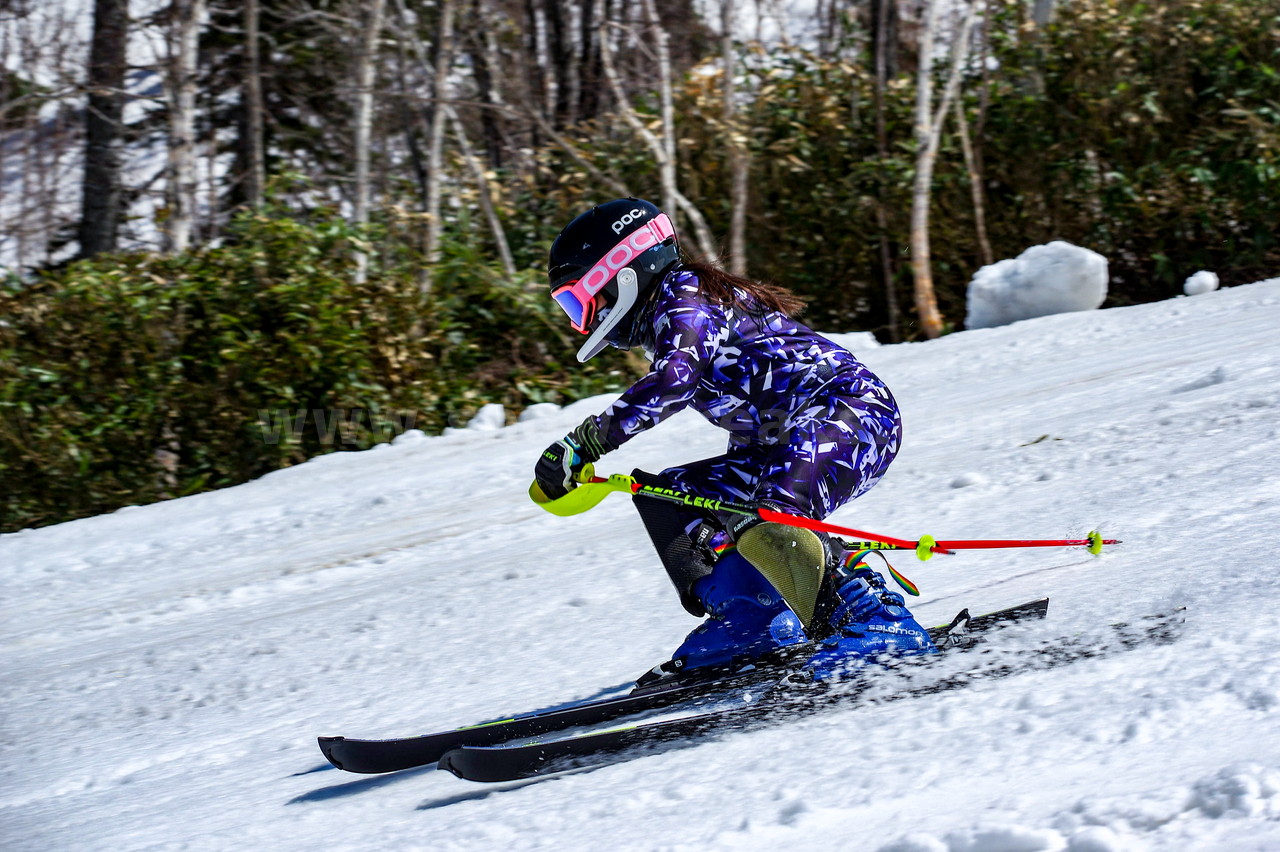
[735,522,826,629]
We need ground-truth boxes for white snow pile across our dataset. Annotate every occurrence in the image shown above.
[4,277,1280,851]
[1184,270,1220,296]
[966,241,1109,330]
[823,330,882,353]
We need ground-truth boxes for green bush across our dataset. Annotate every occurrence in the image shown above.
[0,204,639,532]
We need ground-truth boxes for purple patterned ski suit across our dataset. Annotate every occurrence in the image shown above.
[590,270,901,521]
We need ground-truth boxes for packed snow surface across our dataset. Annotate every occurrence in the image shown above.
[966,241,1109,330]
[4,279,1280,851]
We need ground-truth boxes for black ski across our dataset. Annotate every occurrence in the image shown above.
[319,665,786,774]
[438,604,1181,783]
[318,597,1049,775]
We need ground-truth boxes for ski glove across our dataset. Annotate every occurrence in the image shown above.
[534,417,611,501]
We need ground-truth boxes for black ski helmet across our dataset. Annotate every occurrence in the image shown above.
[547,198,681,362]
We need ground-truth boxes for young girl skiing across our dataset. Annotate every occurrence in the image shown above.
[533,198,934,680]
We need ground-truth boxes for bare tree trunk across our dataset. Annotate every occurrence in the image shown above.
[446,106,516,278]
[352,0,386,284]
[908,0,978,339]
[394,30,430,211]
[909,0,944,338]
[390,0,436,294]
[953,96,992,267]
[814,0,830,56]
[242,0,266,209]
[3,7,81,268]
[527,0,557,127]
[874,0,899,341]
[640,0,677,218]
[524,104,631,197]
[394,0,508,278]
[545,0,575,128]
[0,22,13,265]
[203,114,220,243]
[873,0,898,79]
[721,0,748,276]
[423,0,455,284]
[601,6,716,259]
[577,0,607,121]
[166,0,204,254]
[463,6,504,170]
[79,0,129,259]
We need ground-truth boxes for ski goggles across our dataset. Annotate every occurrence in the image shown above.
[551,213,675,334]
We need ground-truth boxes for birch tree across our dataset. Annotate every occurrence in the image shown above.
[525,0,557,128]
[909,0,979,338]
[423,0,455,279]
[721,0,748,275]
[352,0,386,283]
[446,105,516,277]
[954,94,993,267]
[165,0,204,254]
[600,3,716,259]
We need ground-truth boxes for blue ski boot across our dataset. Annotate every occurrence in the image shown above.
[804,555,936,682]
[648,550,810,682]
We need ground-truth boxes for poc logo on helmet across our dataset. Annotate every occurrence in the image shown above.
[611,208,647,234]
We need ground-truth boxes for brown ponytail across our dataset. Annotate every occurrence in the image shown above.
[679,260,807,318]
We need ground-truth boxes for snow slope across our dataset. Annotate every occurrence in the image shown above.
[4,280,1280,852]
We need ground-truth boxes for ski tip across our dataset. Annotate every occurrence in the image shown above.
[438,746,527,783]
[317,736,345,770]
[437,749,462,778]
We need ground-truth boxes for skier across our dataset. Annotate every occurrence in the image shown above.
[533,198,935,680]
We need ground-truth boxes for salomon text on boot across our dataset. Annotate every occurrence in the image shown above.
[804,554,936,682]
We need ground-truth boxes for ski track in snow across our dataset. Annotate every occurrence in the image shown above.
[3,280,1280,851]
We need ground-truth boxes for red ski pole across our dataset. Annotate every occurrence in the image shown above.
[916,532,1118,560]
[531,472,1117,561]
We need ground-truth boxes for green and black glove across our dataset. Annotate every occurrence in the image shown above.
[533,417,610,501]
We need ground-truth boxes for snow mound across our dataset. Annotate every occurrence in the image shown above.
[518,402,562,422]
[966,241,1108,330]
[1184,270,1220,296]
[823,330,882,352]
[464,402,506,431]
